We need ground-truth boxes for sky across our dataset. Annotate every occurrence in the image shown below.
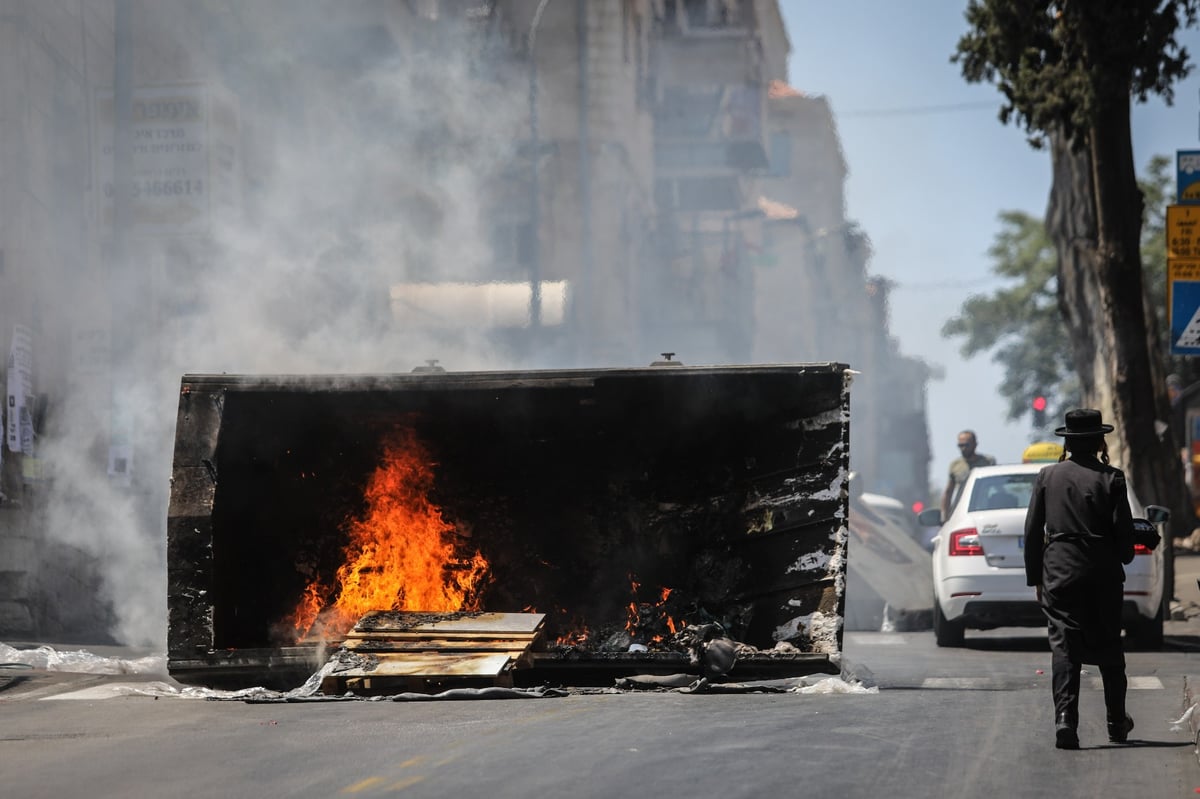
[779,1,1200,492]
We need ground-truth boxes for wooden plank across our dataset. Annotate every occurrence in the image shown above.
[343,630,542,643]
[333,652,514,679]
[317,611,547,694]
[343,638,537,653]
[353,611,545,635]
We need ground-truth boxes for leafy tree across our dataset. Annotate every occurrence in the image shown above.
[954,0,1198,530]
[943,157,1199,424]
[941,210,1077,427]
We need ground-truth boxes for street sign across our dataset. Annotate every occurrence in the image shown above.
[1168,205,1200,258]
[1169,258,1200,354]
[1180,150,1200,203]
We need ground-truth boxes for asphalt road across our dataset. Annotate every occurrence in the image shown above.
[5,554,1200,799]
[3,632,1200,798]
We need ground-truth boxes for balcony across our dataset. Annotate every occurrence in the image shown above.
[662,0,753,38]
[655,84,768,172]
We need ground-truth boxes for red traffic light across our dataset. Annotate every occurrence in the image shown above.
[1032,396,1047,412]
[911,500,925,514]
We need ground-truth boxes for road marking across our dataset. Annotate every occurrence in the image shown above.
[342,777,385,793]
[844,634,907,645]
[921,676,1164,690]
[1,676,108,702]
[42,685,134,700]
[922,677,995,689]
[1089,676,1163,690]
[387,775,426,791]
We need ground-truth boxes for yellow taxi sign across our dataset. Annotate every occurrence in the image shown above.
[1023,441,1063,463]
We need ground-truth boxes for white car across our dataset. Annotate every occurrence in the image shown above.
[917,462,1168,648]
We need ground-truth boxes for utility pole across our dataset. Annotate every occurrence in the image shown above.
[576,0,592,363]
[528,0,552,333]
[110,0,135,490]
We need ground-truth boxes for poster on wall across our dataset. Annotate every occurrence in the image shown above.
[6,324,33,455]
[92,83,241,237]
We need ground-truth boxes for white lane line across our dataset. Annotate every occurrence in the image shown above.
[1089,676,1163,690]
[0,676,108,702]
[844,634,907,646]
[920,676,1163,690]
[922,677,995,689]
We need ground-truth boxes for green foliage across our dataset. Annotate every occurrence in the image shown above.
[954,0,1198,146]
[941,210,1077,421]
[945,157,1200,422]
[1143,154,1171,340]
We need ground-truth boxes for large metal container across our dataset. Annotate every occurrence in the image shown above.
[166,363,851,688]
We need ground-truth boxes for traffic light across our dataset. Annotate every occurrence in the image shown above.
[1032,395,1047,428]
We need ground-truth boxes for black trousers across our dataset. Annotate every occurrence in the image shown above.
[1051,654,1126,724]
[1045,577,1127,725]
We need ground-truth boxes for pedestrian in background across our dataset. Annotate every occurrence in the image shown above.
[940,430,995,517]
[1023,409,1135,750]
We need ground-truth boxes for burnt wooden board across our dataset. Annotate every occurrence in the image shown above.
[342,638,540,652]
[339,652,514,677]
[319,653,517,695]
[321,611,546,694]
[352,610,546,635]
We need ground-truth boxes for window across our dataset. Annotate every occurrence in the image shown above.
[655,142,729,169]
[657,87,722,137]
[656,177,741,212]
[489,222,534,279]
[968,474,1036,512]
[768,132,791,177]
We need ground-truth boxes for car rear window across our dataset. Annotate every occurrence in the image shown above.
[967,473,1037,512]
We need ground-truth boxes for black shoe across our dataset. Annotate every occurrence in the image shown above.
[1056,713,1079,750]
[1107,714,1134,743]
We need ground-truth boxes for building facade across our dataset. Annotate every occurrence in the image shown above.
[0,0,932,640]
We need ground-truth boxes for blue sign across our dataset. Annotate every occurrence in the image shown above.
[1179,150,1200,204]
[1170,259,1200,355]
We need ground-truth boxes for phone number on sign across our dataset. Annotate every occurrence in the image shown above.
[104,179,203,198]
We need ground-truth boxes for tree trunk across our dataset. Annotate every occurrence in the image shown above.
[1046,109,1193,537]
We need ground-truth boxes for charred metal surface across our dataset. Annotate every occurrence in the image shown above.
[516,651,840,687]
[166,364,851,688]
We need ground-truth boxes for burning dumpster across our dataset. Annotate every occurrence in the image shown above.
[166,363,851,690]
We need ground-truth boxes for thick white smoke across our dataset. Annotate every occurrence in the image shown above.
[36,4,526,648]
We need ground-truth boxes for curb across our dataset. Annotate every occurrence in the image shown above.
[1182,675,1200,767]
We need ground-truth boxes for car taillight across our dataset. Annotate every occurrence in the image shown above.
[949,528,983,556]
[1133,543,1151,555]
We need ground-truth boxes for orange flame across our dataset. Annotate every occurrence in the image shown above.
[290,427,489,642]
[625,578,683,643]
[553,611,592,646]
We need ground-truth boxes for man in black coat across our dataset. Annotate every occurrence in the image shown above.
[1024,409,1136,750]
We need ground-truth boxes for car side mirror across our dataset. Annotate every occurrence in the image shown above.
[1145,504,1170,524]
[1132,518,1162,550]
[917,508,942,527]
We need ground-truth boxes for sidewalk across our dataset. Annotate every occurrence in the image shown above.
[1170,549,1200,623]
[1167,549,1200,766]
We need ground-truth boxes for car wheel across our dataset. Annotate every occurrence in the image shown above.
[933,600,965,647]
[1125,604,1164,651]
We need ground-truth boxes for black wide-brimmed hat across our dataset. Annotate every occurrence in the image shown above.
[1054,408,1114,437]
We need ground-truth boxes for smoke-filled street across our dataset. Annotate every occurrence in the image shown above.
[4,623,1200,799]
[6,1,1200,794]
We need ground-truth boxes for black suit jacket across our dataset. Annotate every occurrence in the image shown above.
[1023,455,1135,590]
